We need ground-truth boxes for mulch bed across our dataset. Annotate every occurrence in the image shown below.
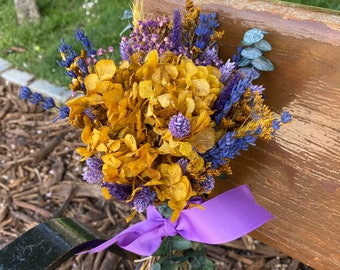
[0,79,314,270]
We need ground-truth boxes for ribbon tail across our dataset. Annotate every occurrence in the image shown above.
[177,185,273,244]
[79,207,165,256]
[77,234,120,255]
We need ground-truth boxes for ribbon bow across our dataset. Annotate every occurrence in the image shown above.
[82,185,273,256]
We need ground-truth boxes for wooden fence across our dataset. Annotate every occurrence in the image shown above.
[144,1,340,269]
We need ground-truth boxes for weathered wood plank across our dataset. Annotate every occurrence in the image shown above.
[144,1,340,269]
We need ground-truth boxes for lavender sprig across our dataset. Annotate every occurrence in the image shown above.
[19,86,70,121]
[75,28,96,56]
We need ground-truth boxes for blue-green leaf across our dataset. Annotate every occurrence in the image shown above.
[153,237,170,256]
[201,259,215,270]
[218,173,229,180]
[120,23,133,36]
[254,39,272,51]
[120,10,133,20]
[237,57,251,67]
[157,203,173,218]
[171,236,193,250]
[241,47,262,59]
[242,28,267,45]
[151,263,162,270]
[159,259,180,270]
[251,56,274,71]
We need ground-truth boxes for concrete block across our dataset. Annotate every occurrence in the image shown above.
[0,58,12,73]
[1,68,34,86]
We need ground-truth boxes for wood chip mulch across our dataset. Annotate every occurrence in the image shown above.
[0,79,314,270]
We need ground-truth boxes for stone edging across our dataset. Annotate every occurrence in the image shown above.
[0,57,70,104]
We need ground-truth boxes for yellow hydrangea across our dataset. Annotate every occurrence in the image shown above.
[66,49,224,220]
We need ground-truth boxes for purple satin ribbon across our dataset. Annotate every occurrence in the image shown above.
[81,185,273,256]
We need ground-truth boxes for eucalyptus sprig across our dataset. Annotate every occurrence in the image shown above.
[150,236,214,270]
[238,28,274,74]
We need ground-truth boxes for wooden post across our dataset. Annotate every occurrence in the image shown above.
[143,1,340,269]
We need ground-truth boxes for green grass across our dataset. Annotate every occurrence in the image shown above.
[0,0,338,87]
[0,0,130,86]
[280,0,340,10]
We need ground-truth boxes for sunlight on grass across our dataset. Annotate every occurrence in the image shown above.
[0,0,130,86]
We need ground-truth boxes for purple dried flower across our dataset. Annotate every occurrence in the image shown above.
[58,105,70,119]
[65,70,77,79]
[119,16,175,61]
[19,86,32,100]
[83,156,104,184]
[57,49,77,68]
[132,187,155,213]
[83,107,96,120]
[58,39,72,54]
[42,97,56,110]
[120,37,132,61]
[77,58,89,76]
[97,48,105,56]
[102,182,132,201]
[169,113,191,138]
[200,47,223,66]
[203,130,260,169]
[30,92,44,105]
[214,71,242,112]
[151,33,159,42]
[200,175,215,193]
[194,12,219,51]
[250,84,265,94]
[219,59,236,84]
[83,169,104,184]
[177,158,189,174]
[170,9,182,49]
[75,28,96,56]
[281,111,292,123]
[272,119,280,131]
[86,156,103,170]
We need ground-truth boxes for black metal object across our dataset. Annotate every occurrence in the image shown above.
[0,218,132,270]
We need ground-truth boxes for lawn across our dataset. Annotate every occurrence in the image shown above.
[282,0,340,10]
[0,0,339,86]
[0,0,130,86]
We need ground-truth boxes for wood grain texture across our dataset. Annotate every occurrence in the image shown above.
[143,1,340,269]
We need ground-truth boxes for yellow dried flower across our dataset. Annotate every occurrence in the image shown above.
[132,0,144,28]
[65,48,227,218]
[146,163,195,222]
